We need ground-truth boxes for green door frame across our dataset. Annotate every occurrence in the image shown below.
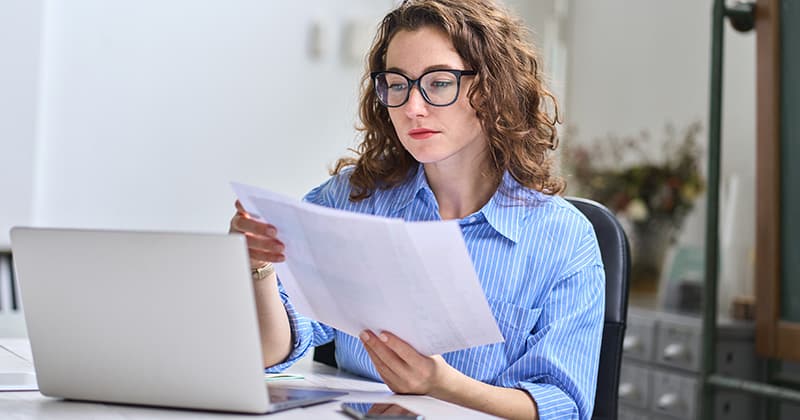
[701,0,800,418]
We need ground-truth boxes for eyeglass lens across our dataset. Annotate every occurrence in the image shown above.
[374,71,461,107]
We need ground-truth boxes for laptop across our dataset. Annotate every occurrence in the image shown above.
[9,227,346,413]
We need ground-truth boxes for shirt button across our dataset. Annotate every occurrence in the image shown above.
[469,217,478,223]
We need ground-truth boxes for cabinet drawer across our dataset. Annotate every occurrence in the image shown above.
[619,363,650,409]
[651,370,697,419]
[655,317,701,372]
[624,312,655,362]
[618,406,650,420]
[716,339,758,378]
[715,390,759,420]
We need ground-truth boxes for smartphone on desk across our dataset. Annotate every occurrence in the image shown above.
[341,402,424,420]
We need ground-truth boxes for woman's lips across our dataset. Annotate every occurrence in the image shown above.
[408,128,440,140]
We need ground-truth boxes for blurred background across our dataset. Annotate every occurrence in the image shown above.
[0,0,755,307]
[5,1,793,418]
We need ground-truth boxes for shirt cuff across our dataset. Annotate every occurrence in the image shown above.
[518,381,580,420]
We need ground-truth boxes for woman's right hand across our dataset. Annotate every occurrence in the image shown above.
[230,201,293,367]
[229,200,286,269]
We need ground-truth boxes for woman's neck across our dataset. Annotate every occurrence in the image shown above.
[423,159,500,220]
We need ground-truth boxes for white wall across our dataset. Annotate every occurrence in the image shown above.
[0,0,43,249]
[0,0,393,247]
[564,0,756,306]
[0,0,554,250]
[505,0,568,110]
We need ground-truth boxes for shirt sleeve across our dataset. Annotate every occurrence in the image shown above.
[264,279,335,373]
[502,228,605,420]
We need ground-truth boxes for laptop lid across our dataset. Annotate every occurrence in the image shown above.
[10,227,271,413]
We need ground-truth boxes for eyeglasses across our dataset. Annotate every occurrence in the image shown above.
[371,69,477,108]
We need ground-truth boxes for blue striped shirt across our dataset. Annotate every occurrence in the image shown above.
[266,164,605,420]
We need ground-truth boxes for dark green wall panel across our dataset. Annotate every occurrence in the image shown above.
[780,0,800,322]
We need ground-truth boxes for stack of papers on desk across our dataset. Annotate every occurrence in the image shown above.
[231,182,503,355]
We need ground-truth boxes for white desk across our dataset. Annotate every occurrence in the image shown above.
[0,339,497,419]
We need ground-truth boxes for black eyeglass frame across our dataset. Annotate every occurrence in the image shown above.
[370,69,477,108]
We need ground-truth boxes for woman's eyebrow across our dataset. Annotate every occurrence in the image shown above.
[384,64,462,76]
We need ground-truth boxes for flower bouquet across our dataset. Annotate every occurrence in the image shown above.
[563,121,706,286]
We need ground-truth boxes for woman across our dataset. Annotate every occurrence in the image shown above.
[229,1,604,419]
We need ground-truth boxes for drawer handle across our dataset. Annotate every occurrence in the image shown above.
[623,335,640,352]
[656,393,681,410]
[618,382,636,399]
[663,343,688,361]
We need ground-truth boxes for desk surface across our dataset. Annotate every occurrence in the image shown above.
[0,339,496,419]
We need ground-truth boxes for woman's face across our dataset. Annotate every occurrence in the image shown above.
[384,27,486,170]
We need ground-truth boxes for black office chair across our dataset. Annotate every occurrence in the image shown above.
[567,197,631,420]
[313,197,630,420]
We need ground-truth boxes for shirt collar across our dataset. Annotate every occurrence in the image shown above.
[389,164,433,214]
[480,171,539,243]
[389,165,537,243]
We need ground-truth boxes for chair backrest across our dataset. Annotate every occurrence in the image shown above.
[314,197,631,420]
[567,197,631,420]
[0,253,27,338]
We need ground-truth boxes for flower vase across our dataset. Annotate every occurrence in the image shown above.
[630,218,677,292]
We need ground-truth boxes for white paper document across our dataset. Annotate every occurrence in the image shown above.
[231,182,503,355]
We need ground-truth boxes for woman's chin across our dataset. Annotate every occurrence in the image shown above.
[413,156,447,165]
[405,148,450,165]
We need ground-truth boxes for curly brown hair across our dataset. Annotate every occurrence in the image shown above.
[332,0,564,201]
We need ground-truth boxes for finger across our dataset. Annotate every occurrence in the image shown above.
[247,247,286,263]
[244,233,285,263]
[229,214,250,235]
[360,331,400,385]
[364,345,402,388]
[362,330,408,367]
[244,233,284,253]
[234,200,270,223]
[361,330,408,377]
[234,200,258,217]
[376,331,424,365]
[232,216,278,237]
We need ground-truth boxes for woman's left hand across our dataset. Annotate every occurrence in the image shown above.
[360,330,538,420]
[359,330,452,395]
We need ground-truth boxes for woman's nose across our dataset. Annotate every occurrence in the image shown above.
[403,85,429,117]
